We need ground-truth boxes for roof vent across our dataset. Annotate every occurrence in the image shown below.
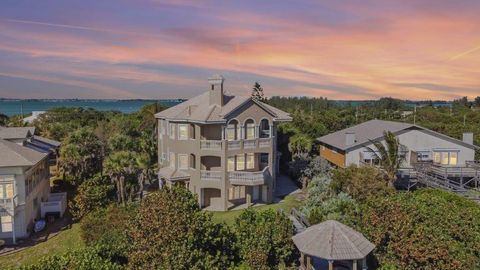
[345,132,356,146]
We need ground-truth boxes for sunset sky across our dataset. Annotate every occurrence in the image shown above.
[0,0,479,100]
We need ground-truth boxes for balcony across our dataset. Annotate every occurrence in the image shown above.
[201,170,223,181]
[200,140,223,150]
[200,138,272,152]
[229,167,270,186]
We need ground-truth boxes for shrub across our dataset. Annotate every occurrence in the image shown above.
[301,175,356,225]
[80,204,135,265]
[234,208,298,269]
[127,186,237,270]
[17,247,121,270]
[70,174,115,220]
[330,165,393,202]
[349,189,480,270]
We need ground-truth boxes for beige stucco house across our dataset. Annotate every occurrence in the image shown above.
[156,75,292,211]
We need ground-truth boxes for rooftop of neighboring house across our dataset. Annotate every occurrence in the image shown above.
[155,75,292,123]
[317,119,478,152]
[0,126,35,140]
[0,138,48,167]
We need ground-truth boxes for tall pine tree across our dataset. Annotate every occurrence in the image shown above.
[251,82,267,102]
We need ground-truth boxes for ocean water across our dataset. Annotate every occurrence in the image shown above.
[0,99,183,116]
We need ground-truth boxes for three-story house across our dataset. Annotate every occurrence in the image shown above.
[156,75,292,211]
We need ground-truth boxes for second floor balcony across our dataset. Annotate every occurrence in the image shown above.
[200,167,271,186]
[199,138,272,151]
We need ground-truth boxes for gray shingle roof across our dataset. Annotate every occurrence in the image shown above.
[155,91,291,123]
[0,127,35,140]
[317,119,478,151]
[0,139,47,167]
[292,220,375,261]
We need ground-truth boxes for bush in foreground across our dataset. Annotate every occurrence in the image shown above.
[127,186,237,270]
[349,189,480,270]
[18,247,121,270]
[234,208,298,269]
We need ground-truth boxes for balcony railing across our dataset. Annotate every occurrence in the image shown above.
[199,138,273,151]
[228,140,242,150]
[229,167,270,186]
[201,170,223,181]
[200,140,223,150]
[258,138,271,148]
[243,139,256,149]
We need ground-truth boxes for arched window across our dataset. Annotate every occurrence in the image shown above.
[244,119,255,139]
[259,119,270,138]
[226,119,238,140]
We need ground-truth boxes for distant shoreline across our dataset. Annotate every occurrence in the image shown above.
[0,99,184,117]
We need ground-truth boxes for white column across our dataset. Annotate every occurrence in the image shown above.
[362,258,368,270]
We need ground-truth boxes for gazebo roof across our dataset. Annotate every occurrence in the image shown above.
[292,220,375,261]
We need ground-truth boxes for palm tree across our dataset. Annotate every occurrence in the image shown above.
[366,131,407,186]
[104,151,136,205]
[288,134,313,157]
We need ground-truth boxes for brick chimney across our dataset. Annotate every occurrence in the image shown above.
[208,74,224,106]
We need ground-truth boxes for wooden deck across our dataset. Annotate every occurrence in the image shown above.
[408,162,480,203]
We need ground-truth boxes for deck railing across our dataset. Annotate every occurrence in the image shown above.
[258,138,271,148]
[227,140,242,150]
[243,139,256,149]
[200,140,223,150]
[229,167,270,186]
[200,170,223,181]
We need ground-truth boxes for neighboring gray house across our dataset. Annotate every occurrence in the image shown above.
[0,127,63,244]
[155,75,292,211]
[318,119,477,168]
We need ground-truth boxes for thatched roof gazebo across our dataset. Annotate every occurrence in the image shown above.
[292,220,375,270]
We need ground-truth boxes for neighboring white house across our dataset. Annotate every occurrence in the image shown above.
[0,139,50,243]
[0,127,63,244]
[318,119,477,168]
[23,111,46,124]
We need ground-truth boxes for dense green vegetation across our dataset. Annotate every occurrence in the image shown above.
[350,189,480,270]
[1,94,479,269]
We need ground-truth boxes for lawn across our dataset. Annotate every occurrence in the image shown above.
[0,223,84,268]
[211,194,303,225]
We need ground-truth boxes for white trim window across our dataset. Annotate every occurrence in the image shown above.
[169,123,176,139]
[0,182,14,199]
[178,124,188,140]
[246,153,255,169]
[169,152,176,168]
[433,151,458,166]
[245,122,255,139]
[226,124,236,141]
[178,154,189,169]
[236,154,245,171]
[228,157,235,172]
[1,216,12,232]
